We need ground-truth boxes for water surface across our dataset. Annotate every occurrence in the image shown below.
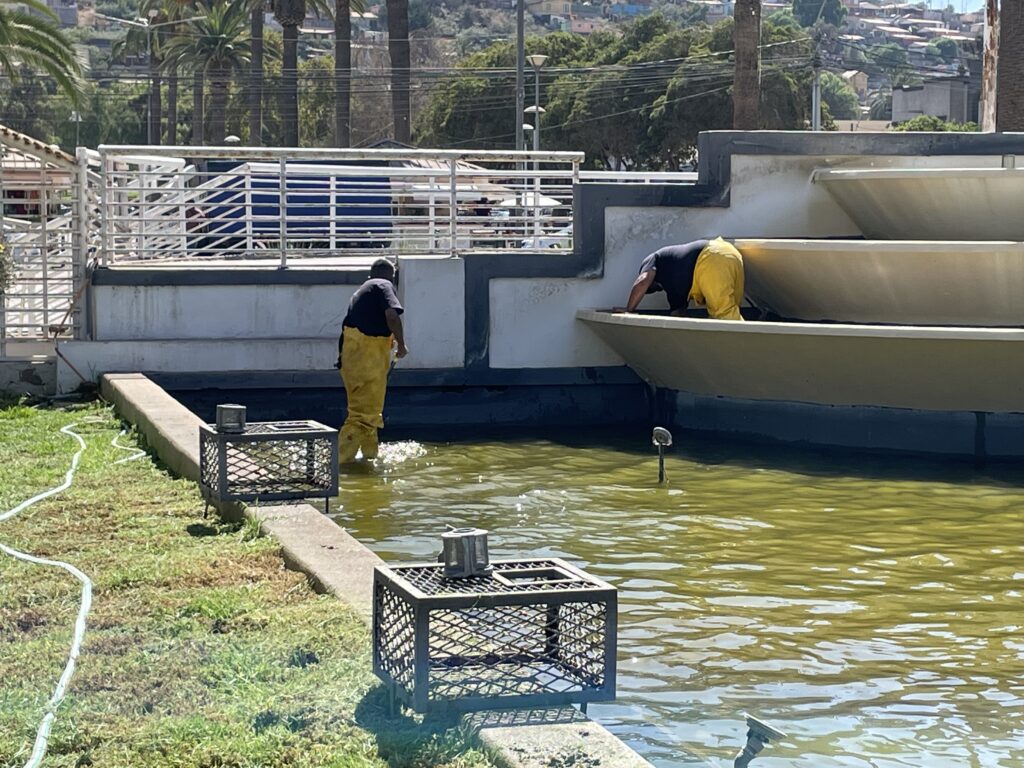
[330,432,1024,767]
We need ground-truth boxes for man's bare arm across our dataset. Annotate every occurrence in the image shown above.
[385,308,408,358]
[622,270,656,312]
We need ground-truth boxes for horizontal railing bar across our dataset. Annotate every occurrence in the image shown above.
[99,146,585,163]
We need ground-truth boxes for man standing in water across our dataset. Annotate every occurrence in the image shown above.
[621,237,746,320]
[338,258,408,463]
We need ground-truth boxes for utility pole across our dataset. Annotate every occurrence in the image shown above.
[811,44,822,131]
[515,0,525,154]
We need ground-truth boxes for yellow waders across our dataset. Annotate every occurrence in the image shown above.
[339,326,394,462]
[689,237,745,321]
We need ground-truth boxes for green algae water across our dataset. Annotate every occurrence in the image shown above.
[330,432,1024,768]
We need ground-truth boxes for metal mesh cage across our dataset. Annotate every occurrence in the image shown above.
[373,558,617,713]
[198,420,339,503]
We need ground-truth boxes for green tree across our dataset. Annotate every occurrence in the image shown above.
[733,0,761,129]
[388,0,411,142]
[299,56,334,145]
[870,42,919,86]
[792,0,846,28]
[934,37,959,64]
[273,0,306,145]
[820,70,859,119]
[0,0,83,100]
[415,16,813,169]
[869,91,891,120]
[165,0,252,144]
[248,0,267,145]
[893,114,978,131]
[52,82,147,147]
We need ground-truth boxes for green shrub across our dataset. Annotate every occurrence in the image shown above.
[0,242,13,293]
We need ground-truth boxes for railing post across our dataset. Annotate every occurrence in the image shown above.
[74,149,90,340]
[533,152,542,240]
[0,146,5,359]
[278,157,288,269]
[448,158,458,258]
[39,166,50,335]
[245,172,254,254]
[329,174,337,251]
[99,152,111,266]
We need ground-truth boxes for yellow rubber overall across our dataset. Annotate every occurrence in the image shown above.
[339,326,393,462]
[689,237,745,321]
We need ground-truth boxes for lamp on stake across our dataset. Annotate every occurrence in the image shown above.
[652,427,672,484]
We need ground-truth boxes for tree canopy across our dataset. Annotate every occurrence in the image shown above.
[414,14,814,170]
[791,0,847,28]
[820,71,859,119]
[892,115,978,131]
[0,0,83,100]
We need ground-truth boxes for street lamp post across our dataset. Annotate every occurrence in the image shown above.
[95,12,207,144]
[525,54,547,240]
[526,54,548,152]
[69,110,83,147]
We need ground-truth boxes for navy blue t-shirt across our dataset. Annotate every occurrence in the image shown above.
[343,278,403,337]
[639,240,709,311]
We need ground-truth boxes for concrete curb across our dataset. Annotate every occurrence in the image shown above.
[100,372,654,768]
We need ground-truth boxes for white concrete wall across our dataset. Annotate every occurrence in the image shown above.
[488,153,1004,369]
[93,285,355,341]
[70,151,1016,388]
[82,257,465,387]
[394,256,465,370]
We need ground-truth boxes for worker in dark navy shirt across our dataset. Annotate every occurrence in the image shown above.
[338,258,408,463]
[622,237,745,320]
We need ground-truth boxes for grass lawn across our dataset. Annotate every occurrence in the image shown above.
[0,399,496,768]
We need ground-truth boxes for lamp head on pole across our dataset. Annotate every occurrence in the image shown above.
[526,53,549,70]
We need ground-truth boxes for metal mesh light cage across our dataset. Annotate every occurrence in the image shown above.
[373,558,617,713]
[199,420,339,503]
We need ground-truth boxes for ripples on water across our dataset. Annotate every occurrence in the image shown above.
[331,433,1024,768]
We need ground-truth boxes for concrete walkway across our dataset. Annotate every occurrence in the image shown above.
[100,372,653,768]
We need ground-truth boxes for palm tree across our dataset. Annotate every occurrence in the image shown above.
[732,0,760,130]
[998,0,1024,130]
[334,0,350,145]
[0,0,83,101]
[112,0,170,144]
[249,0,266,144]
[387,0,410,143]
[165,1,252,144]
[273,0,305,146]
[162,0,202,145]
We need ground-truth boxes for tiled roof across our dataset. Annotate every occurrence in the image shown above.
[0,123,75,167]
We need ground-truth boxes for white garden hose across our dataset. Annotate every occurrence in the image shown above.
[112,428,145,464]
[0,423,92,768]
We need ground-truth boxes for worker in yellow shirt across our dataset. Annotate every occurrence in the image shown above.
[621,237,745,320]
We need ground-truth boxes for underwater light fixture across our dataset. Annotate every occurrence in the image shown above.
[215,403,246,433]
[441,527,492,579]
[652,426,672,483]
[733,714,787,768]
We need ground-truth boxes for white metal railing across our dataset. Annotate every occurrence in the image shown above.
[1,148,95,360]
[96,146,584,266]
[578,170,698,184]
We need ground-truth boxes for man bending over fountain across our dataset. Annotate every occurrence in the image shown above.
[337,258,408,463]
[621,237,745,320]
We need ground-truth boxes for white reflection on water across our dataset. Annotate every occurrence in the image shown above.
[332,434,1024,768]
